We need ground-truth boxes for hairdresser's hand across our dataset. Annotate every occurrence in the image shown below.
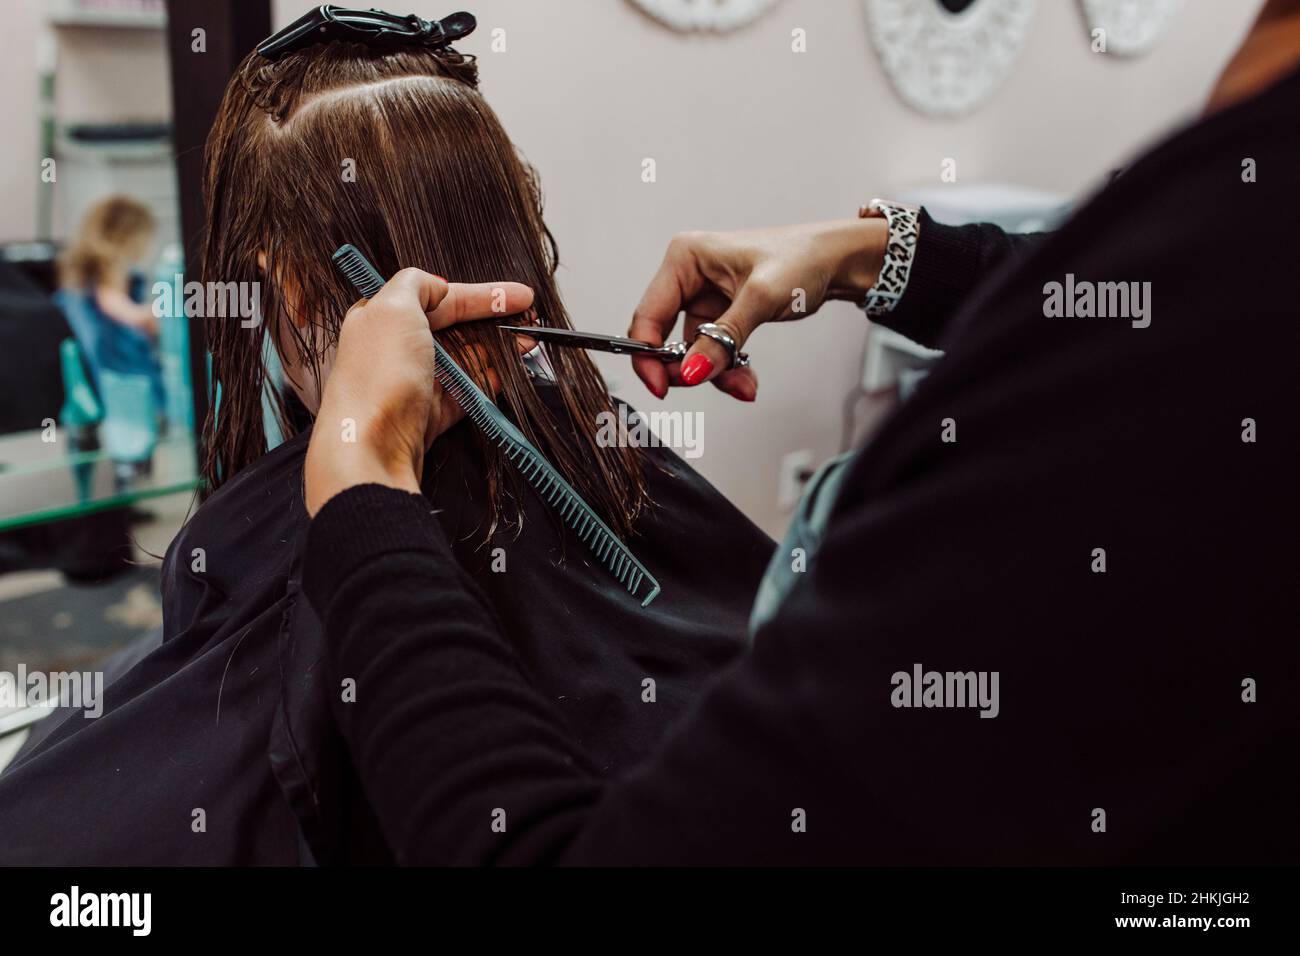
[305,268,534,516]
[629,218,889,400]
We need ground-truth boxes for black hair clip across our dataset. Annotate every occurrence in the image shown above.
[257,6,476,62]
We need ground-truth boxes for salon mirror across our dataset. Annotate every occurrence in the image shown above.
[0,0,202,686]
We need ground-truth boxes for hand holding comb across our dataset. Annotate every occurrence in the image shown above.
[331,244,661,607]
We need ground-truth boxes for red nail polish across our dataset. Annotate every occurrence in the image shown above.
[680,354,713,386]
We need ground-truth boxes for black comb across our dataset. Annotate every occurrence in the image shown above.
[331,244,661,606]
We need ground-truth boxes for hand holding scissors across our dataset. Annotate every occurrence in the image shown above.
[621,220,891,401]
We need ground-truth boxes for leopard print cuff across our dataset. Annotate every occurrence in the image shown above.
[857,199,921,318]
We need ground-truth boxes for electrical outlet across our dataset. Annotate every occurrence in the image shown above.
[778,449,815,511]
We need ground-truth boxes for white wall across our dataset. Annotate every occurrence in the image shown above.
[1,0,1264,535]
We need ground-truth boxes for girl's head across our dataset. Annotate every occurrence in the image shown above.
[60,195,156,289]
[201,35,647,536]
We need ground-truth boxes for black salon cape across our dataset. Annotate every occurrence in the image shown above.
[0,386,772,864]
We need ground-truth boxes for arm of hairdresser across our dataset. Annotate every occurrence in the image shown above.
[880,211,1044,347]
[623,210,1044,401]
[301,212,1094,866]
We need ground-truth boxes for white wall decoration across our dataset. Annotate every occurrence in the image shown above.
[863,0,1036,118]
[627,0,782,33]
[1080,0,1183,57]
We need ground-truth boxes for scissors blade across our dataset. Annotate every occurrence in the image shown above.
[496,325,682,362]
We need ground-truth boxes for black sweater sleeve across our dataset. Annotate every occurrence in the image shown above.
[881,209,1044,350]
[308,483,884,865]
[303,485,605,866]
[311,473,914,865]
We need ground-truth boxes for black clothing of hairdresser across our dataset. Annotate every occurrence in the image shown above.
[299,15,1300,864]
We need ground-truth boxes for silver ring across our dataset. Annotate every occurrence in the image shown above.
[694,323,750,370]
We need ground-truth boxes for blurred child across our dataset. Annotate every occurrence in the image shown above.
[57,195,162,407]
[56,196,164,490]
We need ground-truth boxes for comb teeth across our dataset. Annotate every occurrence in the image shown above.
[331,244,661,607]
[332,245,385,298]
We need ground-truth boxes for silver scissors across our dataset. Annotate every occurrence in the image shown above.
[497,322,750,370]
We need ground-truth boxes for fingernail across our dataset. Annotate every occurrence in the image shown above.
[680,354,714,386]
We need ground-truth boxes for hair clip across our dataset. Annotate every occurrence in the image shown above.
[257,6,476,62]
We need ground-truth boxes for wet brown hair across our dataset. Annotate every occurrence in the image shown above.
[200,40,647,538]
[60,195,155,289]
